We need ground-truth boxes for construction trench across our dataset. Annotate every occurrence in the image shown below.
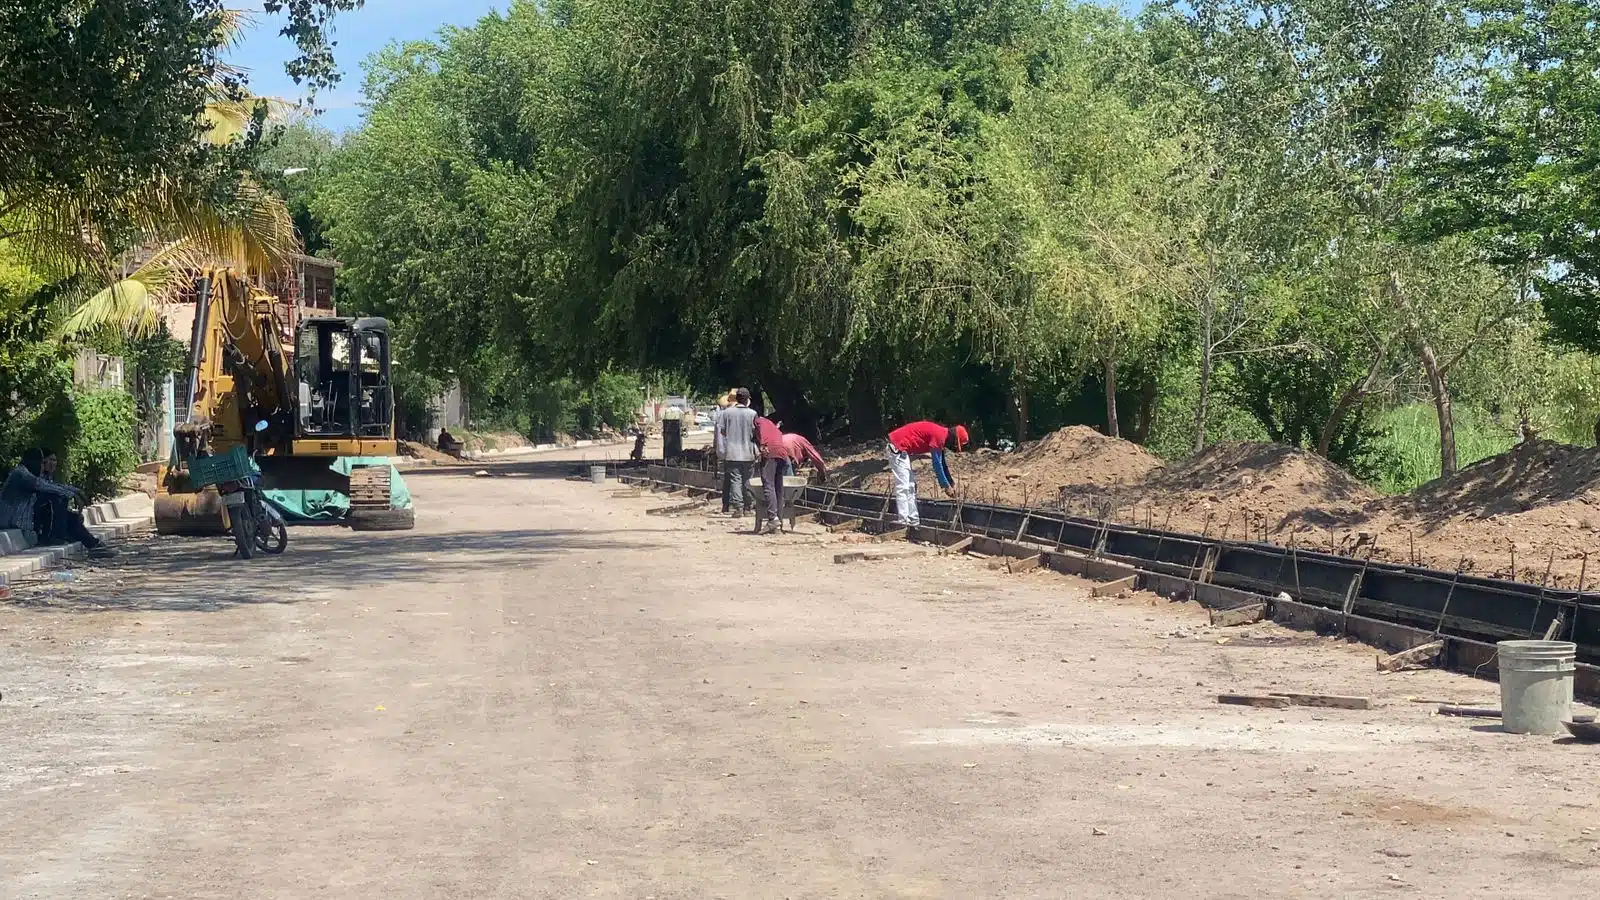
[612,462,1600,699]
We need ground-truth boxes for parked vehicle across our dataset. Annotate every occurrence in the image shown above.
[219,467,287,559]
[191,429,289,560]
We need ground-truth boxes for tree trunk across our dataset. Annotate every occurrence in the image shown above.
[1388,272,1458,476]
[1317,340,1389,458]
[846,363,882,440]
[1422,348,1458,476]
[759,370,820,438]
[1013,364,1029,444]
[1192,283,1214,452]
[1103,355,1120,439]
[1129,375,1158,445]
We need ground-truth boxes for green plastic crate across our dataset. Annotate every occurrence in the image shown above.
[186,446,256,488]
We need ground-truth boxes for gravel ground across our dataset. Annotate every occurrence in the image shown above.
[2,449,1597,899]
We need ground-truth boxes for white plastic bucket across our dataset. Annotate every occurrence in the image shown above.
[589,465,606,485]
[1497,640,1575,735]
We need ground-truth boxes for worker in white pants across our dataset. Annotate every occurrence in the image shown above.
[885,442,920,525]
[883,421,969,527]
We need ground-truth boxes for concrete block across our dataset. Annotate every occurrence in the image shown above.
[108,494,154,520]
[0,529,32,556]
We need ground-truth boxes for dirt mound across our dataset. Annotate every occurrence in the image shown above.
[1058,442,1382,536]
[826,426,1160,504]
[1378,439,1600,520]
[1327,440,1600,583]
[960,427,1163,506]
[399,440,467,465]
[820,428,1600,584]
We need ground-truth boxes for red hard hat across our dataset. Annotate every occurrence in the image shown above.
[953,424,969,449]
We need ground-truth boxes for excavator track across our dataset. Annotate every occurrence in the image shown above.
[347,465,415,531]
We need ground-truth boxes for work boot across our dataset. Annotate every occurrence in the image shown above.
[765,518,783,533]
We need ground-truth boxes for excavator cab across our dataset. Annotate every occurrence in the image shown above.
[293,317,393,442]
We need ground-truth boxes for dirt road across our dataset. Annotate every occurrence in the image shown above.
[3,455,1596,898]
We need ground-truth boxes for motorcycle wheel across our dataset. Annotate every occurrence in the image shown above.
[253,497,288,555]
[229,503,256,559]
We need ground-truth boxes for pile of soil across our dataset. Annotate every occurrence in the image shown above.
[960,427,1163,507]
[1375,439,1600,521]
[1335,440,1600,583]
[826,426,1160,503]
[819,425,1600,585]
[1058,442,1382,539]
[398,440,467,466]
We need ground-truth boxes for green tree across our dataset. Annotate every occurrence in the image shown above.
[1410,0,1600,355]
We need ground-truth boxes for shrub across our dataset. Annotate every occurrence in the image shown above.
[63,389,139,500]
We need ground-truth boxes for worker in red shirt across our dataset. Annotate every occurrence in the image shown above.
[780,431,826,482]
[753,415,789,532]
[885,420,969,526]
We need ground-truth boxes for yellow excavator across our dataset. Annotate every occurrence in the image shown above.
[156,268,415,534]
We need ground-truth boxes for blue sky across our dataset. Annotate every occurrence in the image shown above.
[229,0,508,132]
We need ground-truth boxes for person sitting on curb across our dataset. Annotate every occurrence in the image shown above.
[33,448,117,557]
[0,448,115,556]
[437,427,463,457]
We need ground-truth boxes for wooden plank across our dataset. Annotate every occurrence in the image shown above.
[1375,640,1444,673]
[1209,603,1266,627]
[1217,694,1291,709]
[826,518,864,534]
[791,512,819,526]
[875,528,909,543]
[1270,692,1372,710]
[834,548,931,564]
[1090,575,1137,597]
[1006,554,1041,574]
[647,500,705,516]
[1040,549,1139,583]
[1436,705,1500,718]
[939,536,974,555]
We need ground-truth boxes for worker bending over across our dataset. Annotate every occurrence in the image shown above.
[780,431,826,482]
[753,415,790,533]
[884,421,969,526]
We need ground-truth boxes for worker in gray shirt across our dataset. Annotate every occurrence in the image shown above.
[716,388,758,517]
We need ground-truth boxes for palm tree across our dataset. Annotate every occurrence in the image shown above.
[0,7,300,337]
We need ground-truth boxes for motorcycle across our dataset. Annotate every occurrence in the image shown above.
[219,422,288,559]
